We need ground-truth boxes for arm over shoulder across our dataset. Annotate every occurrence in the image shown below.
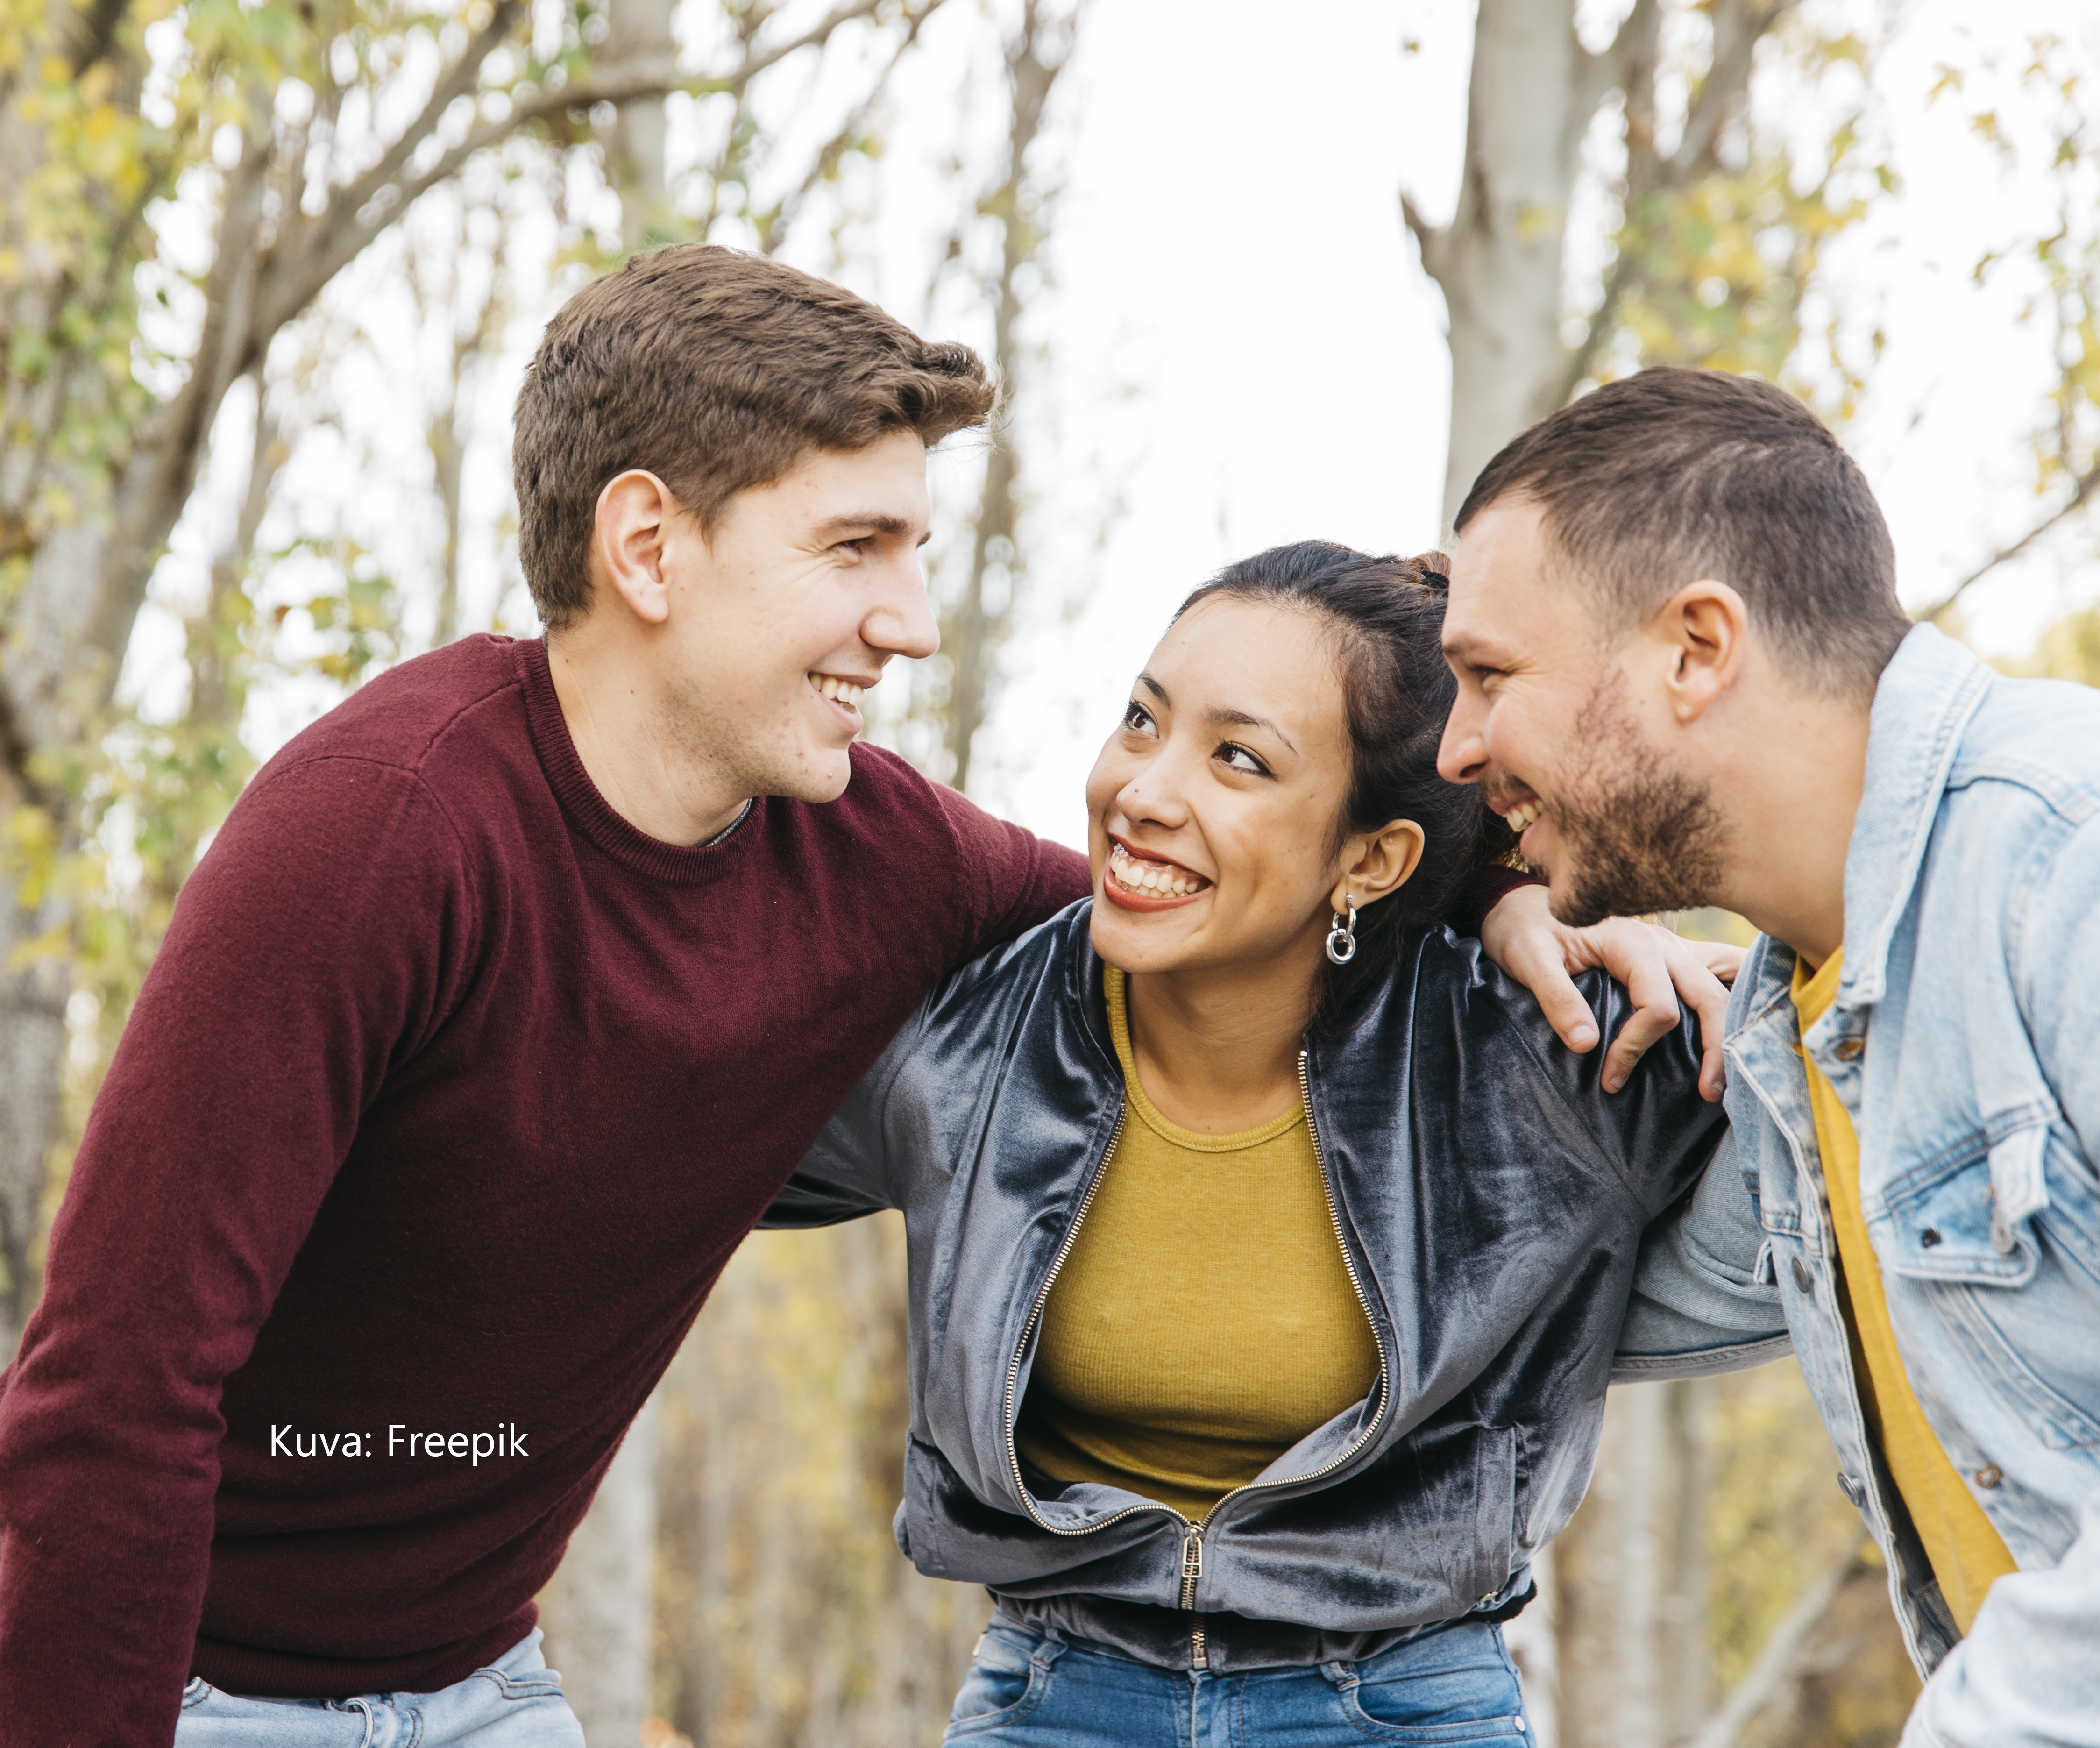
[910,763,1090,967]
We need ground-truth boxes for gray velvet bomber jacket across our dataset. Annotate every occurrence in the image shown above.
[765,901,1783,1664]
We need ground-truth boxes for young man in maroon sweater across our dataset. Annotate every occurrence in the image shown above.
[0,245,1731,1745]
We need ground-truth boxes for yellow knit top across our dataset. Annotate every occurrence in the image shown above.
[1793,951,2016,1631]
[1013,967,1382,1521]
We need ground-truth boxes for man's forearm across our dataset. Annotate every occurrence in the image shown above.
[1613,1133,1789,1380]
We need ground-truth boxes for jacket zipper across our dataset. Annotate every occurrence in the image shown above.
[998,1052,1395,1672]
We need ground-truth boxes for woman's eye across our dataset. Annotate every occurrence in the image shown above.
[1122,701,1156,734]
[1217,742,1270,776]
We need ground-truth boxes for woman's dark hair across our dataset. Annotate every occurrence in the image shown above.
[1174,540,1518,1028]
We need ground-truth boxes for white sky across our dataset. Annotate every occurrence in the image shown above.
[133,0,2100,859]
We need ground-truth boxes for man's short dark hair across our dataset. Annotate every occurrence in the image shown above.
[514,244,996,630]
[1454,367,1911,697]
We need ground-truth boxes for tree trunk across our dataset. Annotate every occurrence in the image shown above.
[1413,0,1602,525]
[1553,1381,1709,1748]
[0,501,128,1358]
[0,887,66,1358]
[940,0,1073,793]
[542,1391,663,1743]
[607,0,677,253]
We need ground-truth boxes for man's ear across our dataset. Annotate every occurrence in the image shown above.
[1656,580,1749,725]
[591,471,680,626]
[1331,819,1426,915]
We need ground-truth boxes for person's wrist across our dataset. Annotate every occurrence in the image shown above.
[1461,865,1547,939]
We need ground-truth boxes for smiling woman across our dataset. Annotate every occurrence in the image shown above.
[766,539,1779,1748]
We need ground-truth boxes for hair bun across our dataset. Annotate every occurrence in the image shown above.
[1405,549,1453,591]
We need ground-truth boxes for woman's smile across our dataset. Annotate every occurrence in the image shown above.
[1103,838,1213,911]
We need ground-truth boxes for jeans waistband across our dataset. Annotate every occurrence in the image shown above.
[987,1582,1535,1676]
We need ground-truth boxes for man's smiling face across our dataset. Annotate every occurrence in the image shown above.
[647,428,938,805]
[1437,496,1726,924]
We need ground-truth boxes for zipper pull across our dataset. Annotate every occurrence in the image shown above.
[1178,1524,1204,1611]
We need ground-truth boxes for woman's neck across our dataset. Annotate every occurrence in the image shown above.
[1122,942,1320,1134]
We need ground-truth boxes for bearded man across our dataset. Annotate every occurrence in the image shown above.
[1439,365,2100,1748]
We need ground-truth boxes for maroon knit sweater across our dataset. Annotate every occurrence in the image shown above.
[0,636,1087,1741]
[0,634,1531,1744]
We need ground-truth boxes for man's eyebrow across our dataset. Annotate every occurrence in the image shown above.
[811,512,925,544]
[1440,626,1509,664]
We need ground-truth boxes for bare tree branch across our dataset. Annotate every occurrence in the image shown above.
[305,0,530,251]
[1671,0,1797,178]
[64,0,132,74]
[728,0,889,93]
[761,0,944,254]
[1916,460,2100,623]
[1682,1544,1871,1748]
[1400,190,1447,287]
[1548,0,1793,410]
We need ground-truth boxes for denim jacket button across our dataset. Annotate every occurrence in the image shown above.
[1834,1037,1865,1061]
[1791,1256,1814,1293]
[1974,1464,2003,1490]
[1837,1471,1864,1506]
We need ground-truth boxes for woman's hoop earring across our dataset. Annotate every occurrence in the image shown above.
[1325,898,1358,966]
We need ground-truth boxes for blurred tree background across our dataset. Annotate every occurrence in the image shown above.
[3,0,2098,1742]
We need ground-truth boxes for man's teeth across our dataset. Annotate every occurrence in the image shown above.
[812,675,866,708]
[1108,845,1206,897]
[1506,800,1542,831]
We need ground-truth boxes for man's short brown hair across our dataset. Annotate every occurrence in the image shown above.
[513,244,995,629]
[1454,367,1912,698]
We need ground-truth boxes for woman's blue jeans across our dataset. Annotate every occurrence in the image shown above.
[943,1611,1530,1745]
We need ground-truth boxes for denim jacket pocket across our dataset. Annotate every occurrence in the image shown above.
[1883,1137,2100,1451]
[1883,1137,2038,1286]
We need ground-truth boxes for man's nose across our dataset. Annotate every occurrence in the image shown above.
[865,554,940,661]
[1437,696,1488,786]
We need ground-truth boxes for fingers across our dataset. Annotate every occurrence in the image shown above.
[1666,938,1736,1102]
[1518,947,1605,1055]
[1477,885,1601,1052]
[1600,922,1681,1094]
[1688,939,1745,988]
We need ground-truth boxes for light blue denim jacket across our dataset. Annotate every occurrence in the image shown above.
[1716,625,2100,1748]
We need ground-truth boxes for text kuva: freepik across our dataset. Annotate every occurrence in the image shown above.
[268,1424,529,1464]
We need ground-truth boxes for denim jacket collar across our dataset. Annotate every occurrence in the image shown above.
[1840,625,1994,1009]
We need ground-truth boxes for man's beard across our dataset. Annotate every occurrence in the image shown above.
[1543,675,1728,928]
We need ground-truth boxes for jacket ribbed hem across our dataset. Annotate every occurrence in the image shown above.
[990,1582,1536,1674]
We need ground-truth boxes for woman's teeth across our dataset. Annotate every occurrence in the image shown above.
[1506,800,1542,831]
[812,675,866,708]
[1108,844,1206,897]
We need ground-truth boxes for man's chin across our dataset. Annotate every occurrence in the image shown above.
[1547,853,1713,929]
[771,748,855,805]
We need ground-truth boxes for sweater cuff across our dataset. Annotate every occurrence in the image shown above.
[1448,865,1544,939]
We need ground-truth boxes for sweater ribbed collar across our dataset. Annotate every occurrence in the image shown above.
[516,635,764,886]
